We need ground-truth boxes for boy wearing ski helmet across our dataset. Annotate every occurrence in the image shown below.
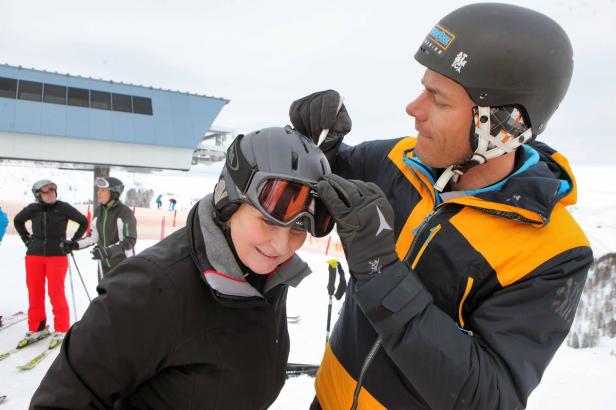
[31,126,335,409]
[71,176,137,278]
[13,180,88,348]
[290,3,592,409]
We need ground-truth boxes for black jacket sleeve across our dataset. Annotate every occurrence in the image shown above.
[30,257,179,409]
[354,247,592,409]
[63,202,89,241]
[13,204,34,244]
[117,205,137,251]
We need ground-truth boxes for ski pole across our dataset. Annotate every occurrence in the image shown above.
[67,257,79,322]
[97,260,103,283]
[325,260,336,344]
[325,259,347,344]
[69,251,92,302]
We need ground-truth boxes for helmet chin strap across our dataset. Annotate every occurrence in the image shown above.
[434,106,534,192]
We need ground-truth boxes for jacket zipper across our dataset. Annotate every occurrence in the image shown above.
[43,210,48,256]
[405,205,446,265]
[410,224,442,270]
[458,276,474,329]
[350,337,381,410]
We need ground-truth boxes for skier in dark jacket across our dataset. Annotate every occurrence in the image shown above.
[66,176,137,279]
[13,180,88,348]
[30,126,335,409]
[289,4,592,409]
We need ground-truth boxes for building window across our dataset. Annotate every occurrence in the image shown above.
[132,96,153,115]
[90,90,111,110]
[0,76,18,99]
[112,93,132,113]
[18,80,43,102]
[0,75,154,115]
[43,84,67,105]
[67,87,90,107]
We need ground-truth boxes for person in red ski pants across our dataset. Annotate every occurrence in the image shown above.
[24,256,70,334]
[13,179,88,348]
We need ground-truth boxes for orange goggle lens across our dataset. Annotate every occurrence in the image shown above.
[257,179,333,236]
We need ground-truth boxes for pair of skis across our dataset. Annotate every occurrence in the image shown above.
[16,339,62,371]
[0,331,62,371]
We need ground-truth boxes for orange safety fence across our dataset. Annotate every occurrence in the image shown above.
[0,200,343,257]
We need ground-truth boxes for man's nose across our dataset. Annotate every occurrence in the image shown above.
[406,91,428,121]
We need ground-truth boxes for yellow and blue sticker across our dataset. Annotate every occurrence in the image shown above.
[421,24,456,57]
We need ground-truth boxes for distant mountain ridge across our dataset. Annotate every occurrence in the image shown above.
[567,252,616,349]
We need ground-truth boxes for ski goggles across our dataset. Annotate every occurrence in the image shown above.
[38,184,57,194]
[245,174,334,238]
[95,177,110,189]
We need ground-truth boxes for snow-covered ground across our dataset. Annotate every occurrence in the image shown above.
[0,161,615,409]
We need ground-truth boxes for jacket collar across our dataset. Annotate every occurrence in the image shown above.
[101,199,119,209]
[406,143,576,226]
[189,194,311,301]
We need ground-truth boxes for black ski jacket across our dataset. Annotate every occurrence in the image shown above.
[30,195,311,410]
[13,201,88,256]
[314,139,592,409]
[77,200,137,270]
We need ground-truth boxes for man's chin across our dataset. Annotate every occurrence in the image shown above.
[414,144,428,162]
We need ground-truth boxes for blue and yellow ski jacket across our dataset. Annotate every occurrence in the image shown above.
[315,138,592,409]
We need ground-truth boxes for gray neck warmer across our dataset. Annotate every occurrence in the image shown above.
[198,194,311,298]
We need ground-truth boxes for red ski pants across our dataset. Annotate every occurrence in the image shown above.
[25,255,70,332]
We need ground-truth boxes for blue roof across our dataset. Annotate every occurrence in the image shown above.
[0,64,229,150]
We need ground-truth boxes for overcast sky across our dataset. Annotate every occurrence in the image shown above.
[2,0,615,165]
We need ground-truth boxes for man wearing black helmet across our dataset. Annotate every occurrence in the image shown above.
[291,3,592,409]
[69,176,137,278]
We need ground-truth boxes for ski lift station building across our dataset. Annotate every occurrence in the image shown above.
[0,64,229,170]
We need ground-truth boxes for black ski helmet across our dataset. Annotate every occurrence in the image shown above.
[414,2,573,135]
[95,176,125,200]
[213,126,331,230]
[32,179,57,201]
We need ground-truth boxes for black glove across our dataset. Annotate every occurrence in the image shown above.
[22,236,30,247]
[289,90,352,153]
[61,239,79,254]
[317,174,398,283]
[91,245,109,261]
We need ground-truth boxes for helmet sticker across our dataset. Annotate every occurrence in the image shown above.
[451,52,468,73]
[213,179,229,205]
[426,24,456,52]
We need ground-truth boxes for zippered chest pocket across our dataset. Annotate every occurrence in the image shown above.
[409,224,441,269]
